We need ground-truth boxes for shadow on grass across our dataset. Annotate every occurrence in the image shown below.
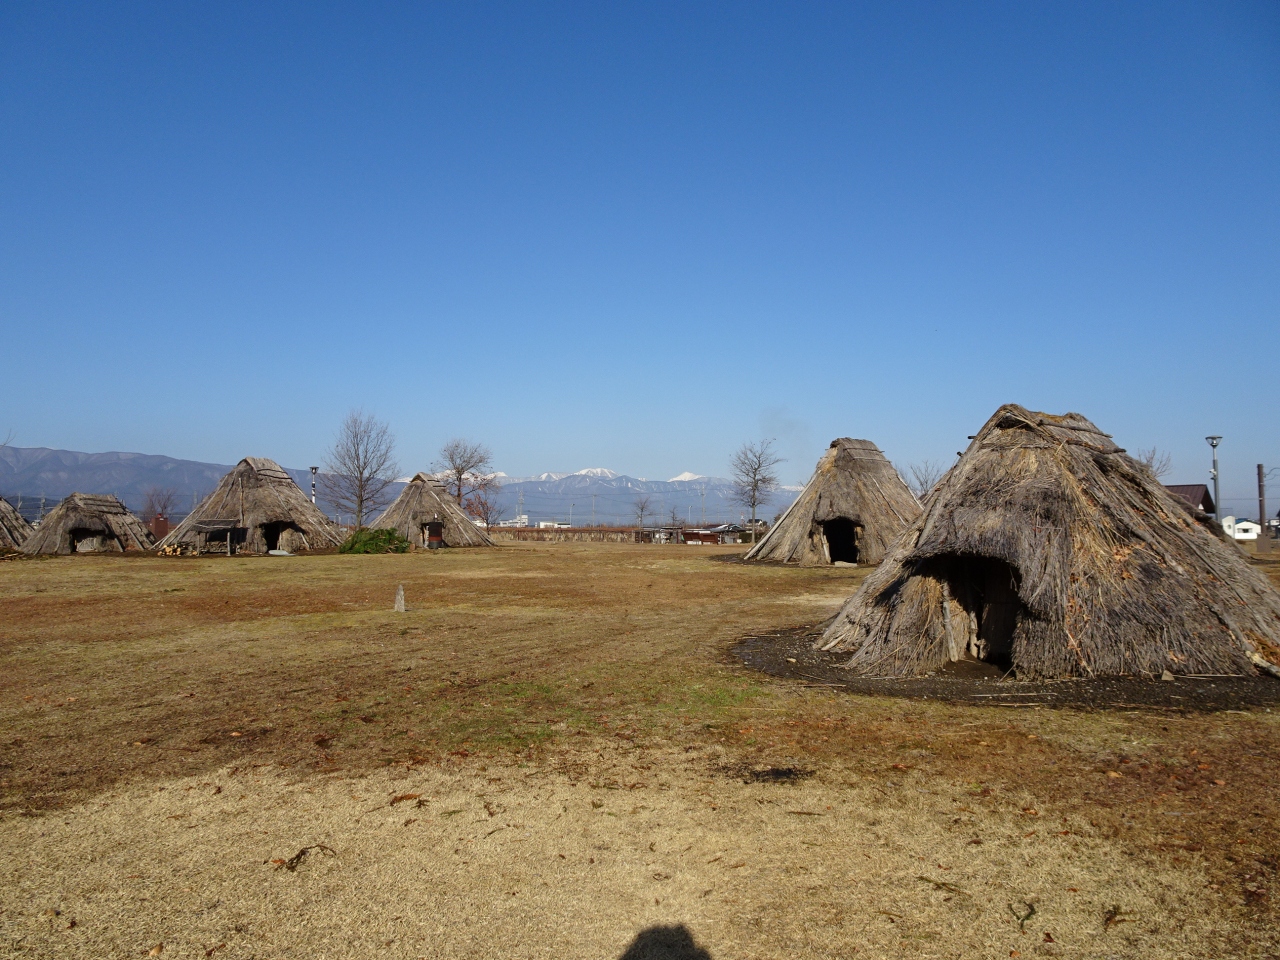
[618,924,712,960]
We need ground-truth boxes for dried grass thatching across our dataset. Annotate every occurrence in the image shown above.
[820,404,1280,679]
[745,439,920,565]
[20,493,154,555]
[372,473,494,548]
[0,496,34,551]
[156,457,342,555]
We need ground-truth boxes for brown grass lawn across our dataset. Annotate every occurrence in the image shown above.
[1,543,1279,959]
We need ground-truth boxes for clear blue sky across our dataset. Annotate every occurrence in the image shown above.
[2,2,1277,511]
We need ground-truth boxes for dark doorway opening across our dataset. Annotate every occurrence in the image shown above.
[925,555,1022,670]
[262,522,287,551]
[822,518,859,563]
[425,521,445,549]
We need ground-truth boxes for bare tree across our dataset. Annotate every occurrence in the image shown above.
[436,439,498,507]
[465,488,506,531]
[667,505,683,528]
[141,487,178,522]
[634,495,653,529]
[905,460,946,500]
[1136,447,1173,479]
[731,439,784,543]
[321,409,399,528]
[0,428,13,447]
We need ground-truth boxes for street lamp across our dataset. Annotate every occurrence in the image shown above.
[1206,437,1222,523]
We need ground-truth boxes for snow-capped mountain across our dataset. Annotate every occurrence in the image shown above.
[668,471,704,482]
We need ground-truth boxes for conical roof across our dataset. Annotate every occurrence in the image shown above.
[21,493,154,555]
[745,439,920,565]
[819,404,1280,679]
[156,457,342,554]
[372,473,494,548]
[0,496,33,551]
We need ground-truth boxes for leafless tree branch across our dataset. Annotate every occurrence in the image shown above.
[141,487,179,522]
[320,409,399,528]
[633,495,653,529]
[731,439,784,543]
[435,439,498,508]
[464,488,506,531]
[1135,447,1173,480]
[905,460,946,500]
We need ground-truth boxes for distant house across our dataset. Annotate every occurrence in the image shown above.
[1222,517,1261,541]
[1165,484,1215,514]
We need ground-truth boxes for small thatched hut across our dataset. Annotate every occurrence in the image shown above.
[372,473,494,548]
[819,404,1280,679]
[745,439,920,565]
[155,457,342,555]
[0,496,34,551]
[21,493,154,555]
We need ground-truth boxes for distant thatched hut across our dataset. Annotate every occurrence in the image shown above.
[819,404,1280,679]
[21,493,154,555]
[0,496,33,551]
[373,473,494,548]
[745,439,920,565]
[156,457,342,555]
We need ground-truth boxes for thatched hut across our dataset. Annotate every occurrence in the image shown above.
[21,493,154,555]
[819,404,1280,679]
[372,473,494,548]
[745,439,920,565]
[155,457,342,555]
[0,496,33,551]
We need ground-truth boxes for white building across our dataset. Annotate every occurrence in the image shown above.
[1222,516,1261,541]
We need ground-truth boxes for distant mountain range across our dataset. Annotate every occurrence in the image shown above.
[0,446,801,526]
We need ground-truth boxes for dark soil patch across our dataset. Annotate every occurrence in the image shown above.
[722,763,816,784]
[733,624,1280,712]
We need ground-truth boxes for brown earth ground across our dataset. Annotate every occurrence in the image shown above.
[1,544,1279,959]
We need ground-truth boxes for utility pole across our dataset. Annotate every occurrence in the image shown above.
[569,502,574,527]
[1206,436,1222,523]
[591,494,596,527]
[700,487,706,525]
[1260,464,1271,554]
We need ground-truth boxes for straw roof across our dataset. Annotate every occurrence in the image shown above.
[21,493,154,555]
[156,457,342,554]
[745,438,920,565]
[372,473,494,548]
[0,496,33,551]
[819,404,1280,679]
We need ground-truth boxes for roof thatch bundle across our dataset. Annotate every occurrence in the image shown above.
[372,473,494,548]
[819,404,1280,679]
[0,496,33,551]
[745,438,920,565]
[21,493,154,555]
[155,457,342,555]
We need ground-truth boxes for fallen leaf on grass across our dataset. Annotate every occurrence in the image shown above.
[148,945,163,957]
[1106,771,1122,779]
[388,793,421,806]
[204,944,226,958]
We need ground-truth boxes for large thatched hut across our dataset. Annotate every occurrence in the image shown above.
[373,473,493,548]
[745,438,920,565]
[21,493,154,555]
[156,457,342,555]
[819,404,1280,679]
[0,496,33,551]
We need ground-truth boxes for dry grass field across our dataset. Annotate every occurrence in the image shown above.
[2,543,1279,959]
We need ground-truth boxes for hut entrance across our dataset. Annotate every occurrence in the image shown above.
[424,521,444,549]
[822,518,859,563]
[262,522,290,551]
[930,555,1023,669]
[70,529,116,553]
